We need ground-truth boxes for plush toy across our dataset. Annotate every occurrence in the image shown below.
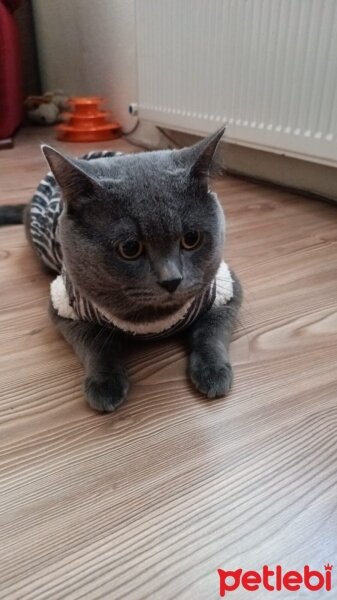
[25,90,69,125]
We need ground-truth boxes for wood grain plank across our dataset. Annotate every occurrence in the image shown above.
[1,127,337,599]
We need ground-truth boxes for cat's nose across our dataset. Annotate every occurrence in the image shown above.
[157,277,182,293]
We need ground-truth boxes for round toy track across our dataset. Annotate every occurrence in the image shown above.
[56,96,121,142]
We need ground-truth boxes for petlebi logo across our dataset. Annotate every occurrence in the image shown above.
[217,564,333,596]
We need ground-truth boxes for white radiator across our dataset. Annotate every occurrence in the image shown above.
[136,0,337,167]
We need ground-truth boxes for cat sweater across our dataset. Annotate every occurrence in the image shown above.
[30,151,234,340]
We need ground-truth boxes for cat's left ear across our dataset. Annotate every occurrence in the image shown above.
[178,125,226,183]
[41,145,99,206]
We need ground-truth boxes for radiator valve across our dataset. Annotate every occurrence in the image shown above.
[128,103,138,116]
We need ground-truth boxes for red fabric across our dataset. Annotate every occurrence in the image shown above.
[1,0,22,14]
[0,1,23,139]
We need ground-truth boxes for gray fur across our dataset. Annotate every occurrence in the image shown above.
[49,303,129,411]
[1,127,242,411]
[188,272,242,398]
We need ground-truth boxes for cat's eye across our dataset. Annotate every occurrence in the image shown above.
[117,240,143,260]
[181,230,202,250]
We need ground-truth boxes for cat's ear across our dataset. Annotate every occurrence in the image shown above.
[41,145,98,205]
[179,126,226,182]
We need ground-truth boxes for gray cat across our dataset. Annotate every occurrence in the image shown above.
[0,127,242,411]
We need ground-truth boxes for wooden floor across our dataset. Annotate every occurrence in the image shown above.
[1,127,337,599]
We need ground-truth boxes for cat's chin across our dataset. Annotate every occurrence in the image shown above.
[114,297,191,323]
[84,284,205,324]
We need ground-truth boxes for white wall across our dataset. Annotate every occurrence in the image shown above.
[32,0,138,131]
[32,0,337,200]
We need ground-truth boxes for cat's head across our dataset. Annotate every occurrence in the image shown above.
[42,127,226,321]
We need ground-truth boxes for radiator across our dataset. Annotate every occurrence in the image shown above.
[136,0,337,167]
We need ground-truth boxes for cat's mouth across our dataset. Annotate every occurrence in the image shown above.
[125,290,196,310]
[125,283,203,303]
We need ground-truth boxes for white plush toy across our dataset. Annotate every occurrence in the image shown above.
[25,90,69,125]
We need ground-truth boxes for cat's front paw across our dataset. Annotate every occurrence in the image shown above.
[189,351,233,399]
[85,369,129,412]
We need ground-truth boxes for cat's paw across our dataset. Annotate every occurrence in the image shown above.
[189,351,233,399]
[84,369,129,412]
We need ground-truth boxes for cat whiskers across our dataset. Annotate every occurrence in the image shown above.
[125,291,156,300]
